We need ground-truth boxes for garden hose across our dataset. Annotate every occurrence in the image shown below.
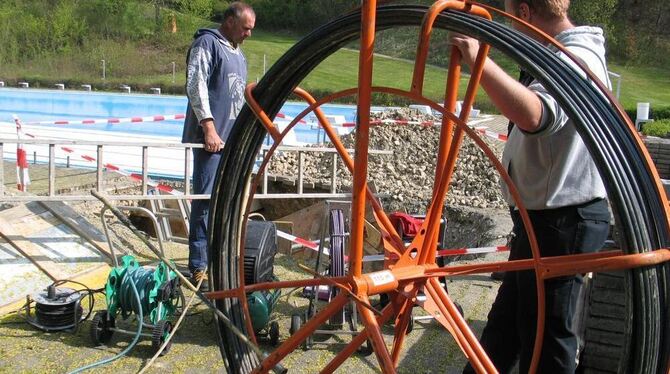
[68,272,143,374]
[116,266,155,319]
[91,190,287,374]
[209,5,668,373]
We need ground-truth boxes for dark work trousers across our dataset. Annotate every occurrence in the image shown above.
[188,148,222,272]
[464,198,610,374]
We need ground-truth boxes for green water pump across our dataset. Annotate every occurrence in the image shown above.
[90,255,182,355]
[248,289,281,345]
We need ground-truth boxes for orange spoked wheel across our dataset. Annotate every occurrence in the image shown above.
[206,2,670,373]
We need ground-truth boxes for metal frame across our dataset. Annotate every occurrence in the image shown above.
[99,205,167,267]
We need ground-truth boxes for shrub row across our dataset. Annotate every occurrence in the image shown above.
[642,119,670,138]
[625,106,670,122]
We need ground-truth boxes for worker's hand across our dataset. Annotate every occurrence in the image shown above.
[200,119,223,152]
[448,32,480,67]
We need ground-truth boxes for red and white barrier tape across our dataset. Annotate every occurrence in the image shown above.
[276,230,321,251]
[24,111,299,127]
[275,112,306,124]
[12,115,182,195]
[57,146,183,195]
[339,120,508,144]
[341,119,439,128]
[276,229,508,262]
[24,114,186,126]
[13,116,30,191]
[474,126,507,142]
[361,246,509,262]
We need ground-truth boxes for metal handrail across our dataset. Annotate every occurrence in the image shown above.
[0,138,391,202]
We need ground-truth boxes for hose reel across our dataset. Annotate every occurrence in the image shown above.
[91,254,182,355]
[23,284,85,332]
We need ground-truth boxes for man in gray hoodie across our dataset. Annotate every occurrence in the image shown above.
[182,2,255,288]
[451,0,611,372]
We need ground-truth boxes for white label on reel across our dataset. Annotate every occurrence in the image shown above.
[369,270,395,286]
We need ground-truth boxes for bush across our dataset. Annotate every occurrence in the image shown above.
[624,105,670,123]
[642,119,670,138]
[652,106,670,121]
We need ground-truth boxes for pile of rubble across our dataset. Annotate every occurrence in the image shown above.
[267,107,507,212]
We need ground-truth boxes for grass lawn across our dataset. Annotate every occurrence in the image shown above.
[608,63,670,109]
[244,30,466,105]
[2,28,667,114]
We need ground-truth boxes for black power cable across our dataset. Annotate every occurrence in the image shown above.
[19,279,102,332]
[208,5,669,373]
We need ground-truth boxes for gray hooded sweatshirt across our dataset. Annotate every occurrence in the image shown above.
[501,26,612,210]
[182,28,247,144]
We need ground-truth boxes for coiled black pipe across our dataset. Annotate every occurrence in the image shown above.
[209,5,669,373]
[32,287,83,330]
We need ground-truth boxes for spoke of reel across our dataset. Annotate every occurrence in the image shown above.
[321,305,396,373]
[390,290,419,365]
[358,294,396,372]
[253,293,350,373]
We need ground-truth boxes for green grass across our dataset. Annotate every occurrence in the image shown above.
[608,63,670,109]
[2,27,667,113]
[244,30,465,105]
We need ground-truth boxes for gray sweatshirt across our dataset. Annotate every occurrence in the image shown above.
[501,26,611,209]
[182,28,247,144]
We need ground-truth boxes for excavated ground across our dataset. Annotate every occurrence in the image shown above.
[0,108,515,373]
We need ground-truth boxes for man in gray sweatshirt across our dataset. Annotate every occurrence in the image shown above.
[182,2,255,288]
[451,0,611,372]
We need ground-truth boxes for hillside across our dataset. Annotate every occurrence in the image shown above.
[0,0,667,114]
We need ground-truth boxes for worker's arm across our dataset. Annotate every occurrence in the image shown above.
[186,44,215,125]
[186,39,223,152]
[449,33,544,133]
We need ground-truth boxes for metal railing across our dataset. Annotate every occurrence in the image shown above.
[608,70,622,99]
[0,138,391,202]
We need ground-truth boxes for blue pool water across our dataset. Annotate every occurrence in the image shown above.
[0,88,358,143]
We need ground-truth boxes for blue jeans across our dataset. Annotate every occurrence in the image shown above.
[188,148,221,272]
[464,198,610,374]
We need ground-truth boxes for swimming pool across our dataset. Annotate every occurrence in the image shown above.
[0,88,358,143]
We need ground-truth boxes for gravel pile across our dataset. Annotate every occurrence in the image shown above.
[268,108,507,212]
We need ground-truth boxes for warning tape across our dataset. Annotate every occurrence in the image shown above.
[13,116,31,191]
[56,146,183,195]
[339,121,508,143]
[364,245,509,262]
[275,112,306,124]
[276,230,320,251]
[24,114,186,126]
[25,111,299,127]
[341,119,438,127]
[474,126,507,142]
[276,229,509,262]
[11,115,182,195]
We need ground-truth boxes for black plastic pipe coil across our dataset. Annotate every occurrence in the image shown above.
[208,5,669,373]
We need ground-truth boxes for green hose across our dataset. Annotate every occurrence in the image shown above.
[118,266,155,319]
[68,270,144,374]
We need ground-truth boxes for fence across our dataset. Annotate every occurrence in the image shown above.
[0,138,391,202]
